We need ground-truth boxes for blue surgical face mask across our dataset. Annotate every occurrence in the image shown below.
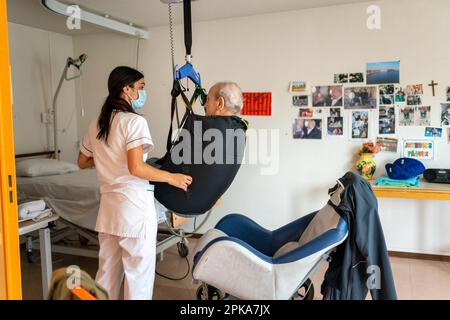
[131,90,147,109]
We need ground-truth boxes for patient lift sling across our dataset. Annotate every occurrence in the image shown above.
[153,0,248,217]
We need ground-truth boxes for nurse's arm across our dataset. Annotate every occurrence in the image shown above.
[127,146,192,191]
[78,152,95,169]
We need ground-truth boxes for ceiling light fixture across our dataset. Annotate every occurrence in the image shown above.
[41,0,149,39]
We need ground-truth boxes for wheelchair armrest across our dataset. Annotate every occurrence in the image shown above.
[273,219,348,264]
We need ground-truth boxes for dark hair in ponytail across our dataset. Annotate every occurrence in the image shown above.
[97,66,144,143]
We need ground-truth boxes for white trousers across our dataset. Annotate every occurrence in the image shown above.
[96,233,156,300]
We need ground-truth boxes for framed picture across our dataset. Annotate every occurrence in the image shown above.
[327,117,344,136]
[312,85,343,107]
[424,127,443,138]
[399,106,415,126]
[290,81,308,93]
[293,118,323,140]
[416,106,431,126]
[394,85,406,103]
[379,106,396,134]
[334,73,349,84]
[344,86,378,109]
[298,108,322,118]
[349,73,364,83]
[329,108,341,117]
[441,103,450,127]
[293,95,309,107]
[366,60,400,85]
[376,137,398,153]
[406,84,423,96]
[351,111,370,140]
[379,85,395,105]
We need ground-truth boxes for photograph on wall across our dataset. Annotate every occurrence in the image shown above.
[351,111,369,139]
[406,84,424,96]
[402,140,434,160]
[415,106,431,126]
[293,95,309,107]
[406,95,422,106]
[424,127,443,138]
[349,73,364,83]
[447,87,450,102]
[379,106,396,135]
[290,81,308,93]
[334,73,349,84]
[395,85,406,103]
[241,92,272,116]
[327,117,344,136]
[329,108,341,117]
[366,61,400,85]
[376,137,398,153]
[441,103,450,126]
[344,86,378,109]
[298,108,322,118]
[312,85,343,107]
[293,118,322,140]
[399,106,416,126]
[379,85,395,105]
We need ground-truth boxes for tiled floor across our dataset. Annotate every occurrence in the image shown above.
[20,238,450,300]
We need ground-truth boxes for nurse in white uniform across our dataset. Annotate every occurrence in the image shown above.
[77,66,192,300]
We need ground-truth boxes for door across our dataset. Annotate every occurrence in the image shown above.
[0,0,22,300]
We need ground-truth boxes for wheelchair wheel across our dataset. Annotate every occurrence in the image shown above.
[177,242,189,258]
[196,285,224,300]
[291,279,315,300]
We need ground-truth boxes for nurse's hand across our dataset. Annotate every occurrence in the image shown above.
[168,173,193,192]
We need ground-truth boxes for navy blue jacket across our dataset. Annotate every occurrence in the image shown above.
[321,172,397,300]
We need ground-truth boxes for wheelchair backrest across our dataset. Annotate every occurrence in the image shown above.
[298,180,344,246]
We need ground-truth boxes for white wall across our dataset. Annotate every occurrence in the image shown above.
[8,22,79,162]
[74,0,450,256]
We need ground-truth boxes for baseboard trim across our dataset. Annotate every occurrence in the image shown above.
[389,251,450,262]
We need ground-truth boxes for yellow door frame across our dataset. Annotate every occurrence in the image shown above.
[0,0,22,300]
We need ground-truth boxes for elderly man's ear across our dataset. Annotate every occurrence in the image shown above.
[217,96,225,110]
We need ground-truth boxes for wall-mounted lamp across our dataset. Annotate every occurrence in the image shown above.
[41,0,149,39]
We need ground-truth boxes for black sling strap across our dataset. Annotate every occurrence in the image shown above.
[166,80,207,152]
[183,0,192,57]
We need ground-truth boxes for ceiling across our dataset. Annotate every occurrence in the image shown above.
[7,0,371,36]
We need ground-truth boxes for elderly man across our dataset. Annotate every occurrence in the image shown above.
[204,81,243,116]
[304,119,322,139]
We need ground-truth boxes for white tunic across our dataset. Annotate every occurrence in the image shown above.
[80,111,156,239]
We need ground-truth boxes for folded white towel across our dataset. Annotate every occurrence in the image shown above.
[18,208,53,223]
[18,200,46,220]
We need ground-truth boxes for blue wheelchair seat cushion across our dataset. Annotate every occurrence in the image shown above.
[385,158,425,180]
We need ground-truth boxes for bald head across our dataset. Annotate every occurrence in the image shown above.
[205,81,243,116]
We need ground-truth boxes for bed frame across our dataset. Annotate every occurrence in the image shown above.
[15,151,189,260]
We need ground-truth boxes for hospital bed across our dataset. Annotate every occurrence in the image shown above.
[16,151,189,261]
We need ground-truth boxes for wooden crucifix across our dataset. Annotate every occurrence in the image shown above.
[428,80,438,96]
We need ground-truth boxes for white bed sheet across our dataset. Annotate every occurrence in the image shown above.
[17,169,166,231]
